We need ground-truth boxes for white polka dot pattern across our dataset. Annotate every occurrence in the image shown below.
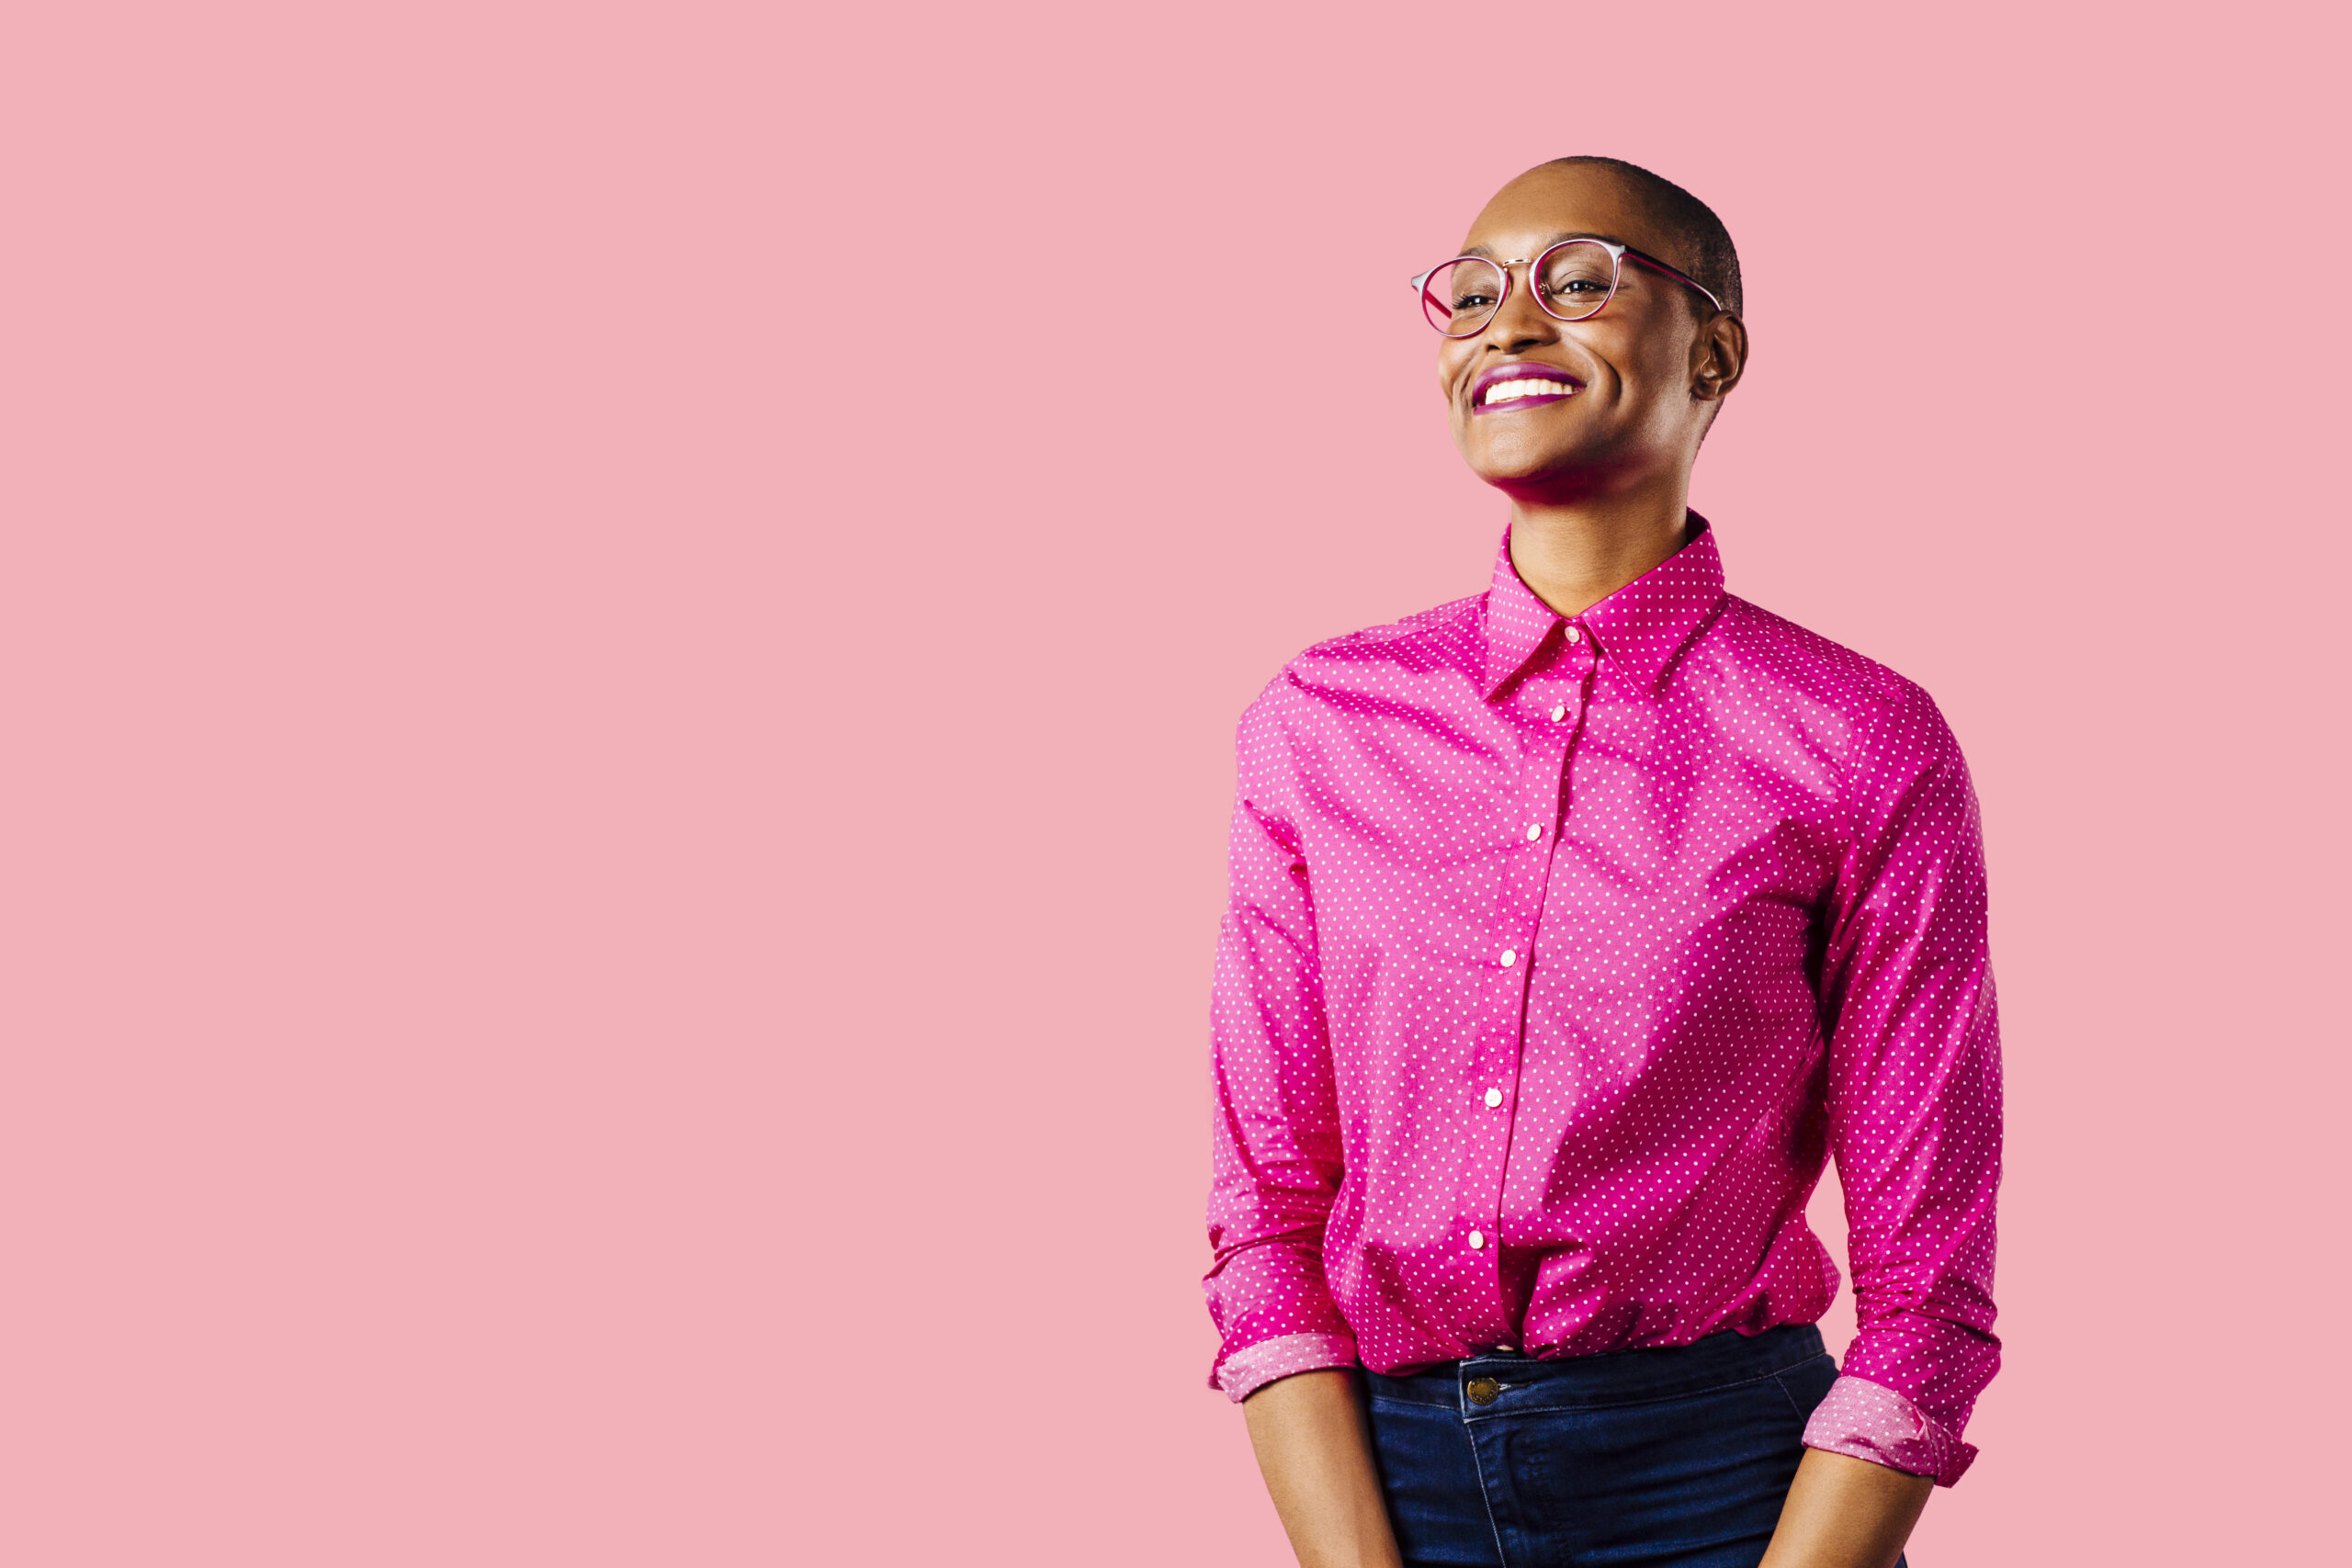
[1203,519,2000,1489]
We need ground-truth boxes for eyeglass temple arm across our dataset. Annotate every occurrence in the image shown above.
[1408,262,1503,294]
[1622,251,1724,314]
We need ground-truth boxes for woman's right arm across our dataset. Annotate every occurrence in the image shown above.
[1208,691,1388,1563]
[1244,1371,1406,1568]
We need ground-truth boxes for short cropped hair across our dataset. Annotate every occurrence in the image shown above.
[1537,156,1742,319]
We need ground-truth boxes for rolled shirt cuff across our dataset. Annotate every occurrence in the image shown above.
[1802,1372,1978,1487]
[1213,1331,1360,1402]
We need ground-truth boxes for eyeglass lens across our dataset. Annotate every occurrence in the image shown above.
[1419,243,1618,335]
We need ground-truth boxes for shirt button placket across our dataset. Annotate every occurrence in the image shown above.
[1462,633,1589,1334]
[1469,634,1594,1325]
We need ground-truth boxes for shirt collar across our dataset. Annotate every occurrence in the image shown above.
[1481,513,1727,698]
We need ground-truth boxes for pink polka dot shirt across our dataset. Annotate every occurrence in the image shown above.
[1204,519,2000,1487]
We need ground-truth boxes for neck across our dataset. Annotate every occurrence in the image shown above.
[1504,472,1692,617]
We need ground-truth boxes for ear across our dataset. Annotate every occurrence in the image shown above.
[1690,311,1747,403]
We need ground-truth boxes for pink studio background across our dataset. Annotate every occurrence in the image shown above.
[0,3,2343,1563]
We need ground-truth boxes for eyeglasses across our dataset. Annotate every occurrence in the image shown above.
[1409,239,1723,336]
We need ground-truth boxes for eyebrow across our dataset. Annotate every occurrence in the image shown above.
[1461,231,1625,259]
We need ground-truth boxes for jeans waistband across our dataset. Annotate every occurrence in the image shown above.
[1362,1323,1827,1413]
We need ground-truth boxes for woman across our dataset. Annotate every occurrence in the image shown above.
[1203,157,1999,1568]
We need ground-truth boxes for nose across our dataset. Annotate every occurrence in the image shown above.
[1481,262,1557,354]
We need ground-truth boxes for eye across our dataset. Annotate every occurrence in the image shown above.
[1539,275,1611,299]
[1451,288,1498,312]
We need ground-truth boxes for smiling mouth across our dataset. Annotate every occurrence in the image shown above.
[1473,371,1581,413]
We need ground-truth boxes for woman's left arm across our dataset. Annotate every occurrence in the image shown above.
[1759,1449,1934,1568]
[1792,676,2004,1538]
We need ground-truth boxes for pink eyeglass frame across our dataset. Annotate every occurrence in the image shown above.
[1409,238,1724,336]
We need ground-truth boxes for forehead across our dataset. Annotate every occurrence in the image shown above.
[1460,164,1677,265]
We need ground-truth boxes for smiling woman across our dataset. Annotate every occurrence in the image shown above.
[1204,158,1996,1568]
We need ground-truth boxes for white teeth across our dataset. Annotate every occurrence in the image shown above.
[1481,377,1572,405]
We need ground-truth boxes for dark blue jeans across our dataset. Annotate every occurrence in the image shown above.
[1363,1324,1906,1568]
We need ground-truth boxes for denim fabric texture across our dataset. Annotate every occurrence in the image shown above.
[1362,1324,1910,1568]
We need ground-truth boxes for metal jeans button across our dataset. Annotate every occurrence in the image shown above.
[1465,1376,1500,1406]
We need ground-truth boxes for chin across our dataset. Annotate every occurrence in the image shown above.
[1461,437,1591,490]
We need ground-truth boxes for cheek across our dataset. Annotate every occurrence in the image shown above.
[1436,348,1472,400]
[1625,333,1697,403]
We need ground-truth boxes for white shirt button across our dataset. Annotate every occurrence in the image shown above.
[1467,1230,1486,1249]
[1549,704,1567,723]
[1565,626,1584,644]
[1498,948,1517,967]
[1526,823,1543,840]
[1485,1087,1504,1108]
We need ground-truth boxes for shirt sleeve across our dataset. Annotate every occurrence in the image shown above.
[1203,683,1359,1402]
[1804,678,2003,1486]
